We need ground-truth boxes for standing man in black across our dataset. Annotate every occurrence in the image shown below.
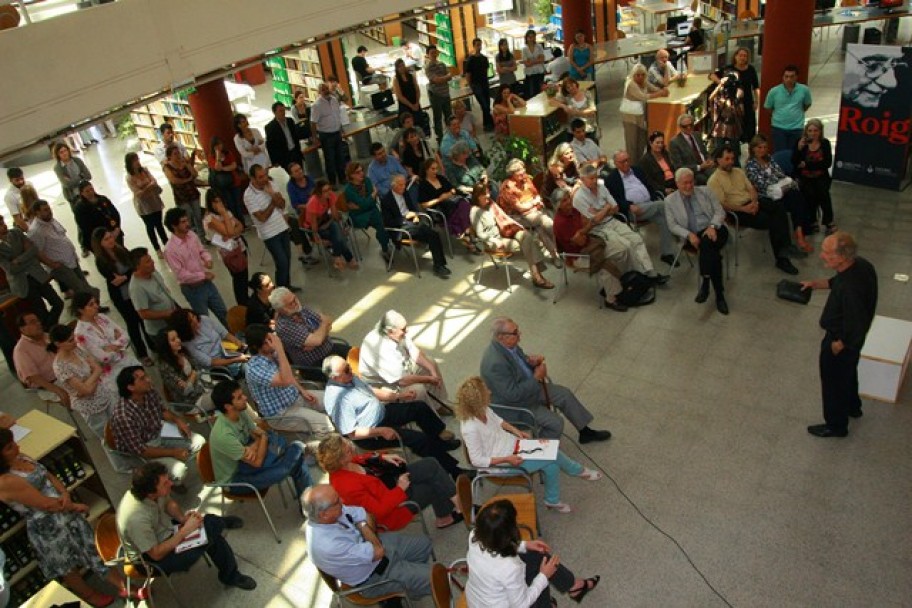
[801,231,877,438]
[265,102,303,174]
[464,38,494,132]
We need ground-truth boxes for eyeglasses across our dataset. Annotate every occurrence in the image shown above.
[847,49,908,79]
[680,123,694,129]
[499,329,520,336]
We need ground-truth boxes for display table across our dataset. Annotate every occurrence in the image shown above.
[647,76,713,141]
[859,315,912,403]
[20,580,85,607]
[17,409,77,460]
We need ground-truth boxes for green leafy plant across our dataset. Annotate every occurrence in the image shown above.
[488,135,541,183]
[534,0,554,24]
[117,114,136,139]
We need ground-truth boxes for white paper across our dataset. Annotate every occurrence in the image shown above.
[11,424,30,442]
[160,422,183,439]
[513,438,558,461]
[172,523,208,553]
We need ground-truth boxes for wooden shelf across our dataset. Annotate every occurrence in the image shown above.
[0,519,24,545]
[8,560,38,588]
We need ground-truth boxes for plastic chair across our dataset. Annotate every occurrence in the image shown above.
[196,442,286,544]
[317,567,414,607]
[455,474,541,540]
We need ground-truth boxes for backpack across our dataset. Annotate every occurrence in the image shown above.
[616,270,656,307]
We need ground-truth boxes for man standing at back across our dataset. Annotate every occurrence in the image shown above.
[310,83,347,187]
[244,164,297,291]
[425,46,454,141]
[265,102,303,173]
[4,168,31,231]
[465,38,494,132]
[763,65,812,152]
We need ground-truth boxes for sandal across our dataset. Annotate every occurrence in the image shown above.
[435,511,464,529]
[568,575,601,604]
[544,502,572,513]
[532,277,555,290]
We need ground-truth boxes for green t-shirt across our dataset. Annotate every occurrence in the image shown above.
[209,410,256,483]
[116,492,172,563]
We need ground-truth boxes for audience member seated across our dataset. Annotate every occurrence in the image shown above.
[367,143,409,200]
[568,118,607,171]
[452,99,478,138]
[647,49,681,89]
[352,45,389,87]
[480,317,612,443]
[606,150,676,266]
[155,328,213,413]
[117,461,257,591]
[416,158,474,249]
[305,179,357,272]
[270,286,350,370]
[47,323,116,439]
[448,142,490,197]
[13,312,70,406]
[551,187,627,311]
[244,324,328,434]
[439,116,482,178]
[317,433,462,531]
[284,162,321,267]
[492,85,526,137]
[466,499,600,605]
[209,379,312,501]
[129,247,179,339]
[343,161,393,261]
[359,310,451,411]
[400,127,435,178]
[470,184,553,289]
[664,168,730,315]
[668,113,715,185]
[745,134,813,252]
[73,291,141,388]
[639,131,677,194]
[0,428,131,606]
[708,146,800,275]
[540,143,579,206]
[245,272,276,328]
[380,175,451,278]
[574,165,669,284]
[455,376,602,513]
[322,355,462,479]
[110,366,205,488]
[552,78,598,141]
[170,308,249,378]
[303,484,433,600]
[388,112,429,158]
[497,159,560,263]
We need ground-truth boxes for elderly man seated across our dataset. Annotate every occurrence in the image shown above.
[359,310,452,414]
[379,174,452,278]
[573,164,669,285]
[668,113,715,185]
[244,324,328,435]
[480,317,611,443]
[303,484,434,601]
[551,188,627,311]
[323,354,462,480]
[269,286,350,372]
[497,159,560,264]
[13,312,70,405]
[109,366,206,490]
[605,150,676,267]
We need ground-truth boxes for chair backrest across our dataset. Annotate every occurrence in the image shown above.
[103,421,118,451]
[431,562,452,608]
[531,171,544,194]
[196,442,216,484]
[455,474,474,529]
[486,493,539,539]
[318,568,341,593]
[94,511,122,563]
[347,346,361,377]
[227,305,248,336]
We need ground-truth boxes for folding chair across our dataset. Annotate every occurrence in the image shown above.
[551,252,602,306]
[475,249,519,291]
[455,474,541,540]
[318,567,414,607]
[386,227,426,277]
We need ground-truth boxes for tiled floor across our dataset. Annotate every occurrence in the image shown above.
[2,29,911,608]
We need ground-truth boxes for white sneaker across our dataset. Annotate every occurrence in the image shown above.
[544,502,572,513]
[578,468,603,481]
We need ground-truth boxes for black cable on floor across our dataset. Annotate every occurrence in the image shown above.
[562,432,735,608]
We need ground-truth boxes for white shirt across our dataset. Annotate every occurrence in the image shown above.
[153,140,188,165]
[358,331,420,388]
[570,137,602,164]
[392,191,410,217]
[459,408,515,469]
[573,182,616,226]
[310,94,342,134]
[465,533,548,608]
[545,56,571,83]
[4,183,30,221]
[243,184,289,240]
[522,44,545,75]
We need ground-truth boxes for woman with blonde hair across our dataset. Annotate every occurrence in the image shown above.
[620,63,668,159]
[540,143,579,204]
[455,376,601,513]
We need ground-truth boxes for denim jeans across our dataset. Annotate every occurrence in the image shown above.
[181,280,228,329]
[471,82,493,129]
[263,229,292,287]
[771,127,803,154]
[231,434,312,498]
[318,221,353,262]
[521,450,583,504]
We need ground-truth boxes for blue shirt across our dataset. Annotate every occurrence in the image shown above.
[286,177,316,210]
[367,157,408,197]
[306,504,377,585]
[324,376,384,434]
[245,354,298,417]
[763,83,812,131]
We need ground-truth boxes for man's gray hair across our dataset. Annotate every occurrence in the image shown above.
[612,149,628,162]
[450,141,472,159]
[550,186,571,208]
[390,173,407,187]
[579,163,599,178]
[505,158,526,176]
[677,113,696,127]
[674,167,695,182]
[322,355,345,378]
[268,286,293,311]
[301,486,334,520]
[376,310,407,335]
[491,316,514,338]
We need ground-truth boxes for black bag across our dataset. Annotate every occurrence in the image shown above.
[616,270,656,307]
[414,109,432,136]
[362,455,408,489]
[776,279,812,305]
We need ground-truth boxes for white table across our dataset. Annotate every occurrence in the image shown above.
[858,315,912,403]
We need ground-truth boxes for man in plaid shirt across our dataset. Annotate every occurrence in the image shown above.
[270,287,350,370]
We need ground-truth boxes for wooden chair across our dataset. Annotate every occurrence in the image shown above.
[475,249,519,292]
[431,560,469,608]
[103,421,145,474]
[455,474,541,540]
[226,305,247,336]
[346,346,361,376]
[318,567,414,607]
[196,442,287,544]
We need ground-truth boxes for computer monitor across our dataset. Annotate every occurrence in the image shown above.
[666,14,689,33]
[370,89,394,111]
[815,0,836,10]
[677,20,693,37]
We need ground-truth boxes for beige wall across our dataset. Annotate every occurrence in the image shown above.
[0,0,422,156]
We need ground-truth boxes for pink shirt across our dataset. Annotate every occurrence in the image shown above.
[13,335,56,385]
[304,192,337,229]
[163,231,212,285]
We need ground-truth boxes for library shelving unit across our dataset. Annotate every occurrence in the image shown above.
[403,1,477,72]
[1,410,113,607]
[698,0,760,23]
[131,91,199,156]
[358,19,403,46]
[269,46,324,108]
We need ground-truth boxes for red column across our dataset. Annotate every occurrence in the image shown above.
[757,0,814,136]
[561,0,593,48]
[188,79,237,162]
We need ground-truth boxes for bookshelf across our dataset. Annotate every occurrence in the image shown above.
[359,19,403,46]
[131,92,199,156]
[404,1,477,72]
[269,46,324,108]
[698,0,760,23]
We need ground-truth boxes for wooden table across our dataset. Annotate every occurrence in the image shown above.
[647,76,713,141]
[592,33,674,65]
[20,580,85,608]
[16,410,77,460]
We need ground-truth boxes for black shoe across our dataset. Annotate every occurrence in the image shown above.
[807,424,848,438]
[433,265,452,278]
[650,273,670,285]
[441,438,462,452]
[603,299,628,312]
[660,254,680,268]
[716,297,729,315]
[775,258,799,275]
[695,281,710,304]
[849,408,863,419]
[223,515,244,530]
[225,573,257,590]
[579,427,611,444]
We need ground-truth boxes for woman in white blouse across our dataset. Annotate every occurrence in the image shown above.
[521,29,546,99]
[620,63,669,160]
[455,377,601,513]
[72,291,140,389]
[233,113,270,173]
[466,499,600,607]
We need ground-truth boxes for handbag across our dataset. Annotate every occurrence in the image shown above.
[492,203,521,238]
[362,455,408,489]
[766,177,794,201]
[220,242,248,273]
[776,279,812,305]
[619,97,644,115]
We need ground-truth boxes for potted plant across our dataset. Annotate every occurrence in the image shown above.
[488,135,541,183]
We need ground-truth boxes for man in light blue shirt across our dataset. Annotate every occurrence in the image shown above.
[439,116,480,177]
[367,143,408,198]
[763,65,813,153]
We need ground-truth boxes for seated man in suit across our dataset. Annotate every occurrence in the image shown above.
[605,150,676,267]
[668,113,715,185]
[480,316,611,443]
[303,484,433,600]
[380,174,451,278]
[322,355,463,480]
